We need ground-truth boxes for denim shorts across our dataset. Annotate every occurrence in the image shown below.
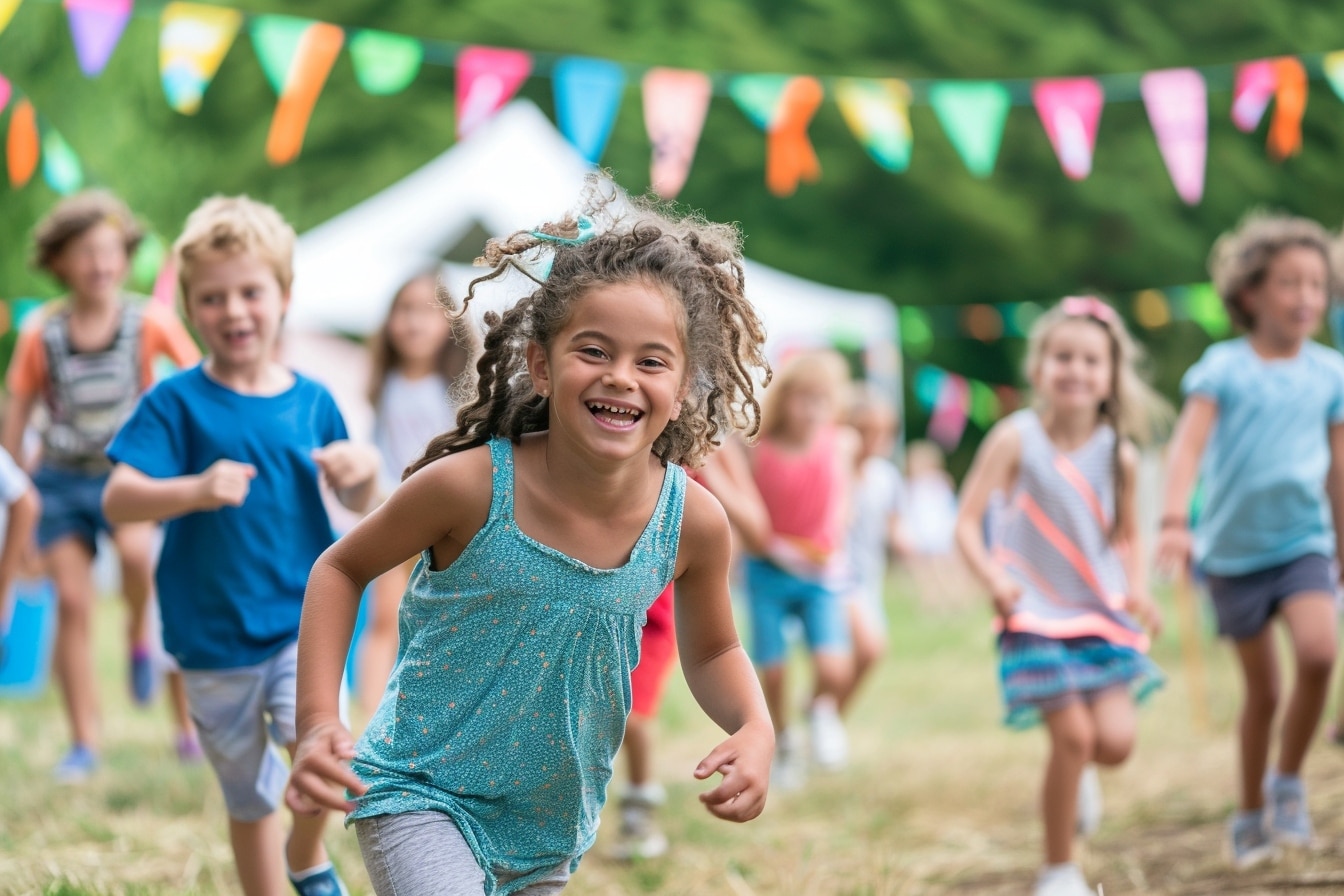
[32,465,113,552]
[181,642,298,822]
[1204,553,1336,641]
[744,557,850,666]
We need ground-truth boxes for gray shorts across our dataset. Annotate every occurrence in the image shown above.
[181,642,298,822]
[355,811,571,896]
[1204,554,1335,641]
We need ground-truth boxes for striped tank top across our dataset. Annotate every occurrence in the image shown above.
[349,437,686,895]
[992,409,1147,650]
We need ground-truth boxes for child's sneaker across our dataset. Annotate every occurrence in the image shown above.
[52,744,98,784]
[808,697,848,771]
[1227,809,1277,870]
[1076,764,1102,837]
[129,645,157,706]
[1033,862,1093,896]
[1265,772,1313,848]
[612,783,668,861]
[176,732,205,765]
[288,863,350,896]
[771,728,807,792]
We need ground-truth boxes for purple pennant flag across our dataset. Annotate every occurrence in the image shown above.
[64,0,133,77]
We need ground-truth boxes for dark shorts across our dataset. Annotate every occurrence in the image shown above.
[1204,553,1335,641]
[32,465,113,553]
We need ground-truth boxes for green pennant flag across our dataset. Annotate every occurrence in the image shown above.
[729,74,789,129]
[349,29,423,95]
[929,81,1011,177]
[41,130,83,195]
[250,15,315,95]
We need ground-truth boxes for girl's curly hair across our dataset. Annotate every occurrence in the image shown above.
[1208,211,1333,330]
[405,177,771,477]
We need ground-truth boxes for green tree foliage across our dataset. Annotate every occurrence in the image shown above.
[3,0,1344,469]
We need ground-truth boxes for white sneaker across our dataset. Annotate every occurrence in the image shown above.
[771,728,807,791]
[1076,765,1102,837]
[612,783,668,861]
[808,697,849,771]
[1033,863,1094,896]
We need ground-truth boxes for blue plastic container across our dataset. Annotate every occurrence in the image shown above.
[0,579,57,698]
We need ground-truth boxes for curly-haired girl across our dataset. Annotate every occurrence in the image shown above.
[286,181,775,895]
[1158,212,1344,869]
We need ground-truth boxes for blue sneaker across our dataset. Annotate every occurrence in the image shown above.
[52,744,98,784]
[1265,772,1313,848]
[289,863,350,896]
[130,646,159,706]
[1227,809,1277,870]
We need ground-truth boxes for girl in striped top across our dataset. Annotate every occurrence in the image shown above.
[955,296,1167,896]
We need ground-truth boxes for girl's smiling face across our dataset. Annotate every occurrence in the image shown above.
[386,276,453,372]
[1032,318,1113,418]
[527,281,688,464]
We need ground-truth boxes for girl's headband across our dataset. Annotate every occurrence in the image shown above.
[520,216,598,281]
[1060,295,1118,325]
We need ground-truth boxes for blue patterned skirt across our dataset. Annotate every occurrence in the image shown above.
[998,631,1164,730]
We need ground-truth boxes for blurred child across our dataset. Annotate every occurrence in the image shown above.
[838,385,907,713]
[103,196,380,896]
[957,297,1165,896]
[744,349,856,784]
[1,190,201,781]
[285,191,774,896]
[903,440,970,606]
[359,271,479,714]
[0,446,41,667]
[1157,213,1344,869]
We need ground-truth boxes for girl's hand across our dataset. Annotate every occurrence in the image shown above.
[1125,592,1163,638]
[693,719,773,823]
[286,718,366,816]
[1153,525,1192,580]
[988,572,1022,621]
[195,459,257,510]
[312,442,380,492]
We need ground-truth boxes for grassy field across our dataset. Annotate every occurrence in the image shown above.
[5,576,1344,895]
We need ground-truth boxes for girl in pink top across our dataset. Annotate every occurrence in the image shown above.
[742,349,856,787]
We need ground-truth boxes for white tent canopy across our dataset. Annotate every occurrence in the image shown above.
[288,100,899,389]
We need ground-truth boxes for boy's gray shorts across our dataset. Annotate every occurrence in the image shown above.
[1204,553,1335,641]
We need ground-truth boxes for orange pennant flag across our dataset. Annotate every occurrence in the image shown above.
[766,76,823,197]
[265,22,343,166]
[1267,56,1307,161]
[7,97,38,187]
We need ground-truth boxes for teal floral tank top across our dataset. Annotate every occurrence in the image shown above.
[349,437,686,895]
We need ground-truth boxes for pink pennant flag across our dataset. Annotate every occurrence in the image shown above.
[64,0,133,77]
[1032,78,1104,180]
[643,68,712,199]
[1141,68,1207,205]
[0,74,10,115]
[456,46,531,138]
[927,374,970,451]
[152,257,177,307]
[1232,59,1276,132]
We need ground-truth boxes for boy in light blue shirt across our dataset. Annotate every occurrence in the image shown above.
[104,196,379,896]
[1158,212,1344,870]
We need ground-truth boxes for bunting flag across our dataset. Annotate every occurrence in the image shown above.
[1141,68,1206,205]
[926,371,970,451]
[41,129,83,194]
[1231,59,1276,132]
[152,257,177,307]
[1325,51,1344,102]
[7,98,38,187]
[0,74,10,115]
[63,0,132,77]
[348,29,423,96]
[642,68,711,199]
[1033,78,1104,180]
[730,74,824,196]
[929,81,1011,177]
[159,2,243,114]
[0,0,21,36]
[836,78,912,172]
[251,16,344,166]
[553,57,625,164]
[456,46,531,138]
[1267,56,1307,160]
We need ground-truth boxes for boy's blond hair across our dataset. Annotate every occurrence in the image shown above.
[173,195,296,298]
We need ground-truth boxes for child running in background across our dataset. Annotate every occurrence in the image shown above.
[903,439,971,607]
[359,271,479,714]
[1,190,202,781]
[956,297,1165,896]
[1156,213,1344,869]
[285,188,775,896]
[838,385,907,713]
[744,349,857,785]
[103,196,380,896]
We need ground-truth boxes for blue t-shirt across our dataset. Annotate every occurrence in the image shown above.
[1182,338,1344,576]
[107,364,348,670]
